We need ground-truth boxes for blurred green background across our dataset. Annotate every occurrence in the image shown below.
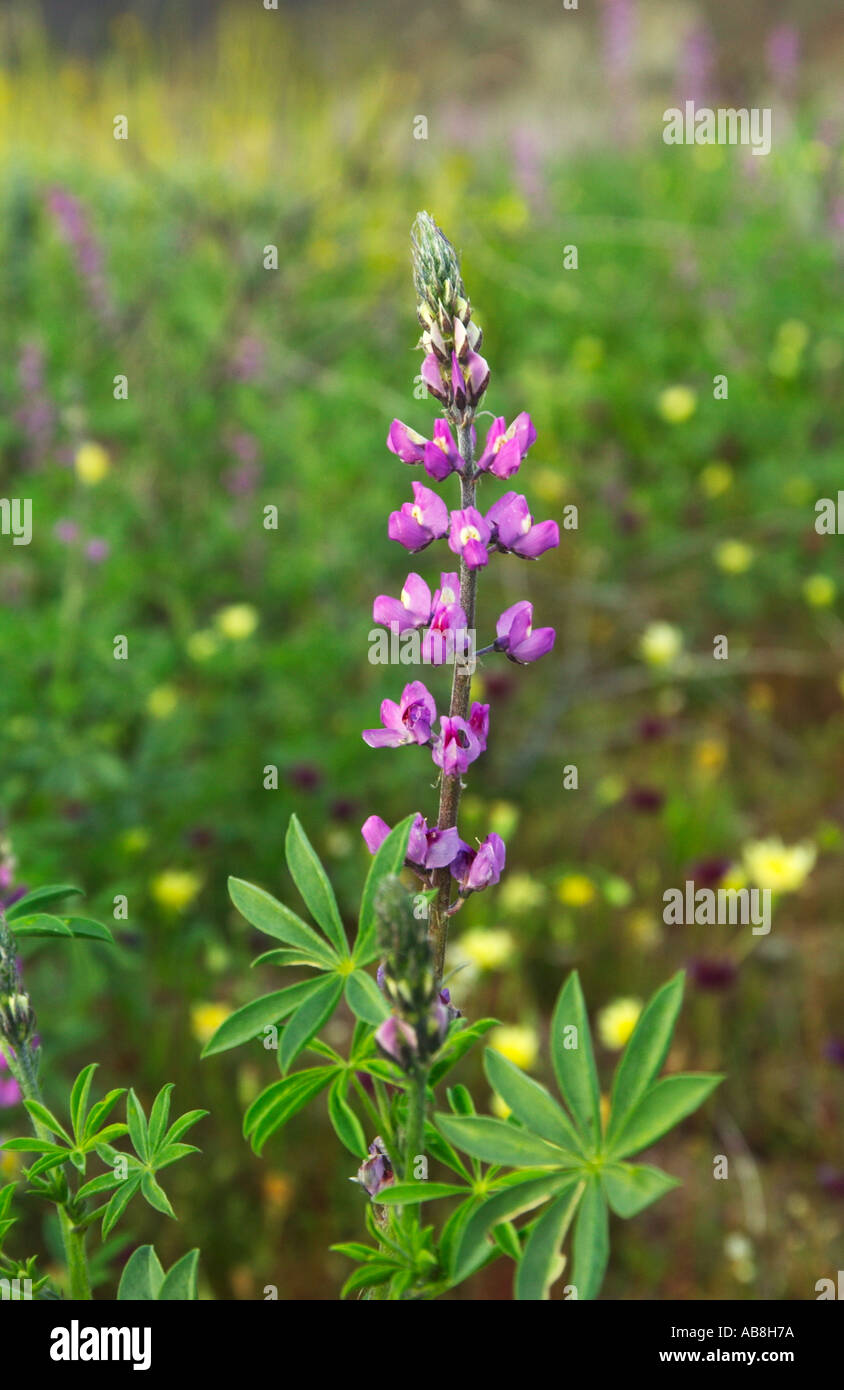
[0,0,842,1298]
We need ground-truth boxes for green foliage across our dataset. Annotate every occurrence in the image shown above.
[117,1244,200,1301]
[426,969,720,1300]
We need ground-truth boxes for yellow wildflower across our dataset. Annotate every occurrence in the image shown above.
[803,575,836,608]
[151,869,203,913]
[556,874,596,908]
[146,685,178,719]
[215,603,259,640]
[714,540,753,575]
[489,1025,539,1072]
[741,838,816,893]
[657,386,697,424]
[190,1001,230,1046]
[638,622,683,668]
[699,462,733,498]
[74,441,110,485]
[597,998,642,1050]
[456,928,515,972]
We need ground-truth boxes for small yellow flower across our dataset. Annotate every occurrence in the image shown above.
[457,928,516,972]
[742,838,816,893]
[699,462,733,498]
[0,1148,22,1180]
[190,1001,230,1046]
[803,574,836,608]
[498,874,547,915]
[556,874,596,908]
[657,386,697,424]
[776,320,809,355]
[146,684,178,719]
[714,540,753,575]
[120,827,149,854]
[74,441,111,485]
[151,869,203,913]
[638,622,683,668]
[215,603,259,640]
[693,737,727,775]
[187,629,219,661]
[489,1024,539,1072]
[597,998,642,1051]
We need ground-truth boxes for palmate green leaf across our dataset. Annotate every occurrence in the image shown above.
[84,1089,126,1142]
[251,948,327,970]
[354,814,415,964]
[608,1073,723,1161]
[279,973,344,1073]
[327,1076,367,1157]
[162,1109,208,1146]
[147,1084,174,1153]
[601,1163,681,1218]
[117,1244,165,1300]
[1,1137,65,1154]
[378,1182,468,1206]
[491,1220,522,1262]
[434,1113,570,1170]
[285,815,348,957]
[5,884,82,920]
[61,917,115,944]
[452,1173,570,1285]
[158,1248,199,1300]
[340,1262,396,1298]
[344,969,390,1025]
[484,1050,585,1158]
[606,971,685,1146]
[243,1067,336,1152]
[515,1179,583,1301]
[571,1176,609,1301]
[429,1018,499,1085]
[201,977,325,1057]
[228,876,337,967]
[551,971,602,1151]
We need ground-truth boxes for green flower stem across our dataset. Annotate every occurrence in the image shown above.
[5,1039,92,1300]
[430,419,477,982]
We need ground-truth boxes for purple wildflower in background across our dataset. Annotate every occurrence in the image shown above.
[85,538,110,564]
[46,187,115,326]
[677,25,714,107]
[767,25,799,91]
[362,680,437,748]
[54,519,80,544]
[16,340,55,466]
[0,1051,21,1108]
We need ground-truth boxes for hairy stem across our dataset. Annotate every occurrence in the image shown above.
[429,419,477,982]
[404,1063,428,1183]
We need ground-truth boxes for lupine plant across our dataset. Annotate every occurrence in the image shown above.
[203,214,722,1300]
[0,849,205,1300]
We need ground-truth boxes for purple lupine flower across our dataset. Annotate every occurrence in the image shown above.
[476,412,537,480]
[0,1051,21,1108]
[677,24,714,107]
[449,349,489,413]
[421,352,450,405]
[420,581,469,665]
[451,833,506,893]
[361,815,391,854]
[388,482,449,553]
[423,420,461,482]
[431,715,482,776]
[494,600,556,664]
[356,1136,394,1197]
[486,492,559,560]
[374,1016,418,1068]
[467,702,489,752]
[363,680,437,748]
[387,420,428,465]
[448,506,490,569]
[229,334,265,383]
[372,572,433,633]
[361,814,467,871]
